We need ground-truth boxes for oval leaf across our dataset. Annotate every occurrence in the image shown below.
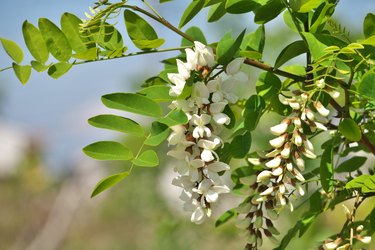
[132,150,159,167]
[179,0,205,28]
[358,72,375,100]
[335,157,367,173]
[61,12,92,53]
[338,118,362,142]
[0,38,24,63]
[215,208,238,227]
[157,109,188,127]
[124,10,163,50]
[47,62,72,79]
[216,29,246,65]
[320,146,334,193]
[225,0,259,14]
[138,85,174,103]
[274,40,308,69]
[12,63,31,84]
[38,18,72,61]
[91,172,129,197]
[83,141,133,160]
[22,21,49,63]
[101,93,162,118]
[254,0,285,24]
[88,114,144,137]
[230,131,251,158]
[31,60,50,72]
[144,121,171,146]
[363,13,375,38]
[181,26,207,46]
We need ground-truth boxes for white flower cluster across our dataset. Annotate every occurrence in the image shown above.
[253,90,331,210]
[167,41,247,224]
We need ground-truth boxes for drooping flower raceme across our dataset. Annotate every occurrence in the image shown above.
[167,42,246,224]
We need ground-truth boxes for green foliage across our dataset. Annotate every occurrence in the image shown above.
[12,63,31,84]
[83,141,133,161]
[132,150,159,167]
[230,131,251,158]
[91,172,129,197]
[338,118,362,142]
[320,145,334,193]
[179,0,205,28]
[88,114,144,137]
[0,38,24,63]
[274,40,308,69]
[216,29,246,65]
[215,208,238,227]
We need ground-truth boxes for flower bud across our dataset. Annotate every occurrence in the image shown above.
[293,117,302,128]
[279,183,286,194]
[293,130,303,146]
[257,170,272,182]
[270,119,290,135]
[357,235,372,244]
[265,156,282,168]
[269,134,287,148]
[289,101,301,110]
[265,149,281,158]
[248,157,261,165]
[303,148,317,159]
[342,204,352,220]
[293,168,305,182]
[286,162,294,172]
[305,108,315,121]
[316,79,325,88]
[260,186,274,196]
[272,167,283,176]
[314,101,330,117]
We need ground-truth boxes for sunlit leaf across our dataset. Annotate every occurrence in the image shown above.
[22,21,49,63]
[158,109,188,127]
[207,2,226,22]
[0,38,24,63]
[181,26,207,46]
[102,93,162,118]
[274,40,308,69]
[83,141,133,160]
[144,121,170,146]
[179,0,205,28]
[138,85,174,103]
[47,62,72,79]
[364,13,375,38]
[358,72,375,100]
[215,209,238,227]
[254,0,285,24]
[38,18,72,61]
[335,157,367,173]
[88,114,144,137]
[225,0,260,14]
[320,145,334,193]
[216,29,246,65]
[12,63,31,84]
[230,131,251,158]
[91,172,129,197]
[132,150,159,167]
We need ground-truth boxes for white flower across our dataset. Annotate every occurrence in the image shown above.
[265,149,281,158]
[207,77,238,104]
[289,101,301,110]
[329,89,340,99]
[257,170,272,182]
[269,134,287,148]
[197,138,221,162]
[226,58,244,75]
[248,158,261,165]
[270,120,289,135]
[191,81,210,107]
[168,73,186,96]
[167,125,193,147]
[193,179,230,203]
[176,59,190,80]
[316,79,325,88]
[272,167,283,176]
[185,48,198,70]
[303,148,317,159]
[358,236,372,244]
[194,41,215,67]
[296,157,305,170]
[315,121,328,131]
[212,113,230,125]
[280,143,291,158]
[296,184,305,196]
[314,101,330,117]
[293,117,302,127]
[209,102,227,114]
[286,162,293,171]
[191,114,212,138]
[293,131,303,146]
[279,184,286,194]
[172,176,196,201]
[265,156,282,168]
[260,186,274,196]
[323,241,338,250]
[204,161,230,184]
[293,168,305,182]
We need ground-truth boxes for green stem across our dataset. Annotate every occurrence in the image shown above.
[141,0,163,19]
[0,66,12,73]
[73,46,189,66]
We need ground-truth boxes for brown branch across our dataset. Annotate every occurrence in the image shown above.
[360,135,375,155]
[244,58,306,82]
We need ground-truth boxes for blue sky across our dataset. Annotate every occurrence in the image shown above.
[0,0,373,172]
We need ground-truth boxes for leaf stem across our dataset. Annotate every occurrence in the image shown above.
[0,66,12,73]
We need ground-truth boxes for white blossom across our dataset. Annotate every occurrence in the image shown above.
[191,114,212,138]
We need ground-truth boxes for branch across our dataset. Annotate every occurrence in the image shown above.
[244,58,306,82]
[360,134,375,155]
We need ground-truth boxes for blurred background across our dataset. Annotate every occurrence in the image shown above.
[0,0,374,249]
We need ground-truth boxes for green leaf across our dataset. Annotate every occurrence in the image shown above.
[216,29,246,65]
[283,11,304,33]
[240,25,265,60]
[12,63,31,84]
[47,62,72,79]
[124,10,164,50]
[22,21,49,63]
[338,118,362,142]
[223,105,236,129]
[31,61,50,72]
[364,13,375,38]
[256,72,281,100]
[290,0,323,13]
[362,175,375,194]
[88,114,144,137]
[274,40,308,69]
[97,24,124,51]
[144,121,171,146]
[358,72,375,100]
[225,0,259,14]
[335,157,367,173]
[83,141,133,161]
[346,175,371,189]
[0,38,24,63]
[244,95,265,131]
[72,47,98,60]
[254,0,285,24]
[310,3,335,33]
[207,2,226,22]
[181,26,207,46]
[61,12,92,53]
[302,32,347,61]
[179,0,206,28]
[91,172,129,197]
[230,131,251,158]
[38,18,72,61]
[215,209,238,227]
[158,109,188,127]
[102,93,162,118]
[320,146,334,193]
[132,150,159,167]
[138,85,173,103]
